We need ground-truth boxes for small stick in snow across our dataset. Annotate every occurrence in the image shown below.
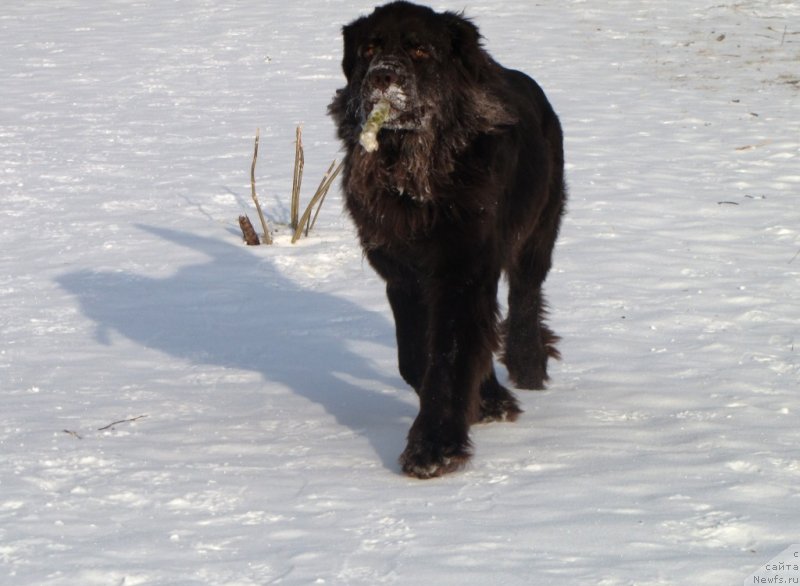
[98,415,148,431]
[63,429,83,440]
[239,215,260,245]
[359,99,391,153]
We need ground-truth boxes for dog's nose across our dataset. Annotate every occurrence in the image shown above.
[368,67,400,91]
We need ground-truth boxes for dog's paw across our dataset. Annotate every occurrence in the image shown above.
[507,366,548,391]
[478,394,522,423]
[399,433,472,479]
[478,378,522,423]
[501,324,560,391]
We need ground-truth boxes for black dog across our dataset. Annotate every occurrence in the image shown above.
[329,1,566,478]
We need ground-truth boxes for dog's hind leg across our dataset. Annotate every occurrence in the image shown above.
[502,194,564,390]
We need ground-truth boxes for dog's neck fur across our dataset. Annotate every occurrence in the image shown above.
[347,125,446,204]
[337,94,504,199]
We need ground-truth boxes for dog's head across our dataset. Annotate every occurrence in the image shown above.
[329,2,518,203]
[334,1,512,135]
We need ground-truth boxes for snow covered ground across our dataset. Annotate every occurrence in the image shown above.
[1,1,798,584]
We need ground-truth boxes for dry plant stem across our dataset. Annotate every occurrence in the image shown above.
[291,159,343,243]
[297,159,336,236]
[309,161,343,232]
[305,160,336,236]
[250,128,272,244]
[290,125,304,231]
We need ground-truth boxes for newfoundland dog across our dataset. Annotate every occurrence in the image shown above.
[329,1,566,478]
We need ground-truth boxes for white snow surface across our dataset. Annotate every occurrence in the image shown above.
[1,1,799,584]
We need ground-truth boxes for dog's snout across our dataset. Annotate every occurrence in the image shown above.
[367,66,401,91]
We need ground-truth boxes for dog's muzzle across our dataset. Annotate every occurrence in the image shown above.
[362,59,413,125]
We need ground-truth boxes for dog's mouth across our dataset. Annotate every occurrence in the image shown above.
[363,84,420,130]
[359,58,426,131]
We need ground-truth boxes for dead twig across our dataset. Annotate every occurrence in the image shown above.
[735,139,772,152]
[250,129,272,245]
[98,415,148,432]
[63,429,83,440]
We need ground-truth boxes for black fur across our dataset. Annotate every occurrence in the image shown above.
[329,1,566,479]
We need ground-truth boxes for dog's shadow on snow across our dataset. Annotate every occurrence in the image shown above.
[57,224,415,473]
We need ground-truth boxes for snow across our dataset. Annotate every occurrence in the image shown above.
[1,1,798,584]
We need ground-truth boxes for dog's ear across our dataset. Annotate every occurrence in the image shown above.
[442,12,487,78]
[443,12,517,131]
[341,18,366,81]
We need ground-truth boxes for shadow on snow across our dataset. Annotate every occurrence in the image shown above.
[57,224,415,473]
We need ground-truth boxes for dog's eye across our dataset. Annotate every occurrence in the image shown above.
[409,46,430,61]
[362,44,377,59]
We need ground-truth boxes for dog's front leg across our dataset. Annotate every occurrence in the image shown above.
[399,269,500,478]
